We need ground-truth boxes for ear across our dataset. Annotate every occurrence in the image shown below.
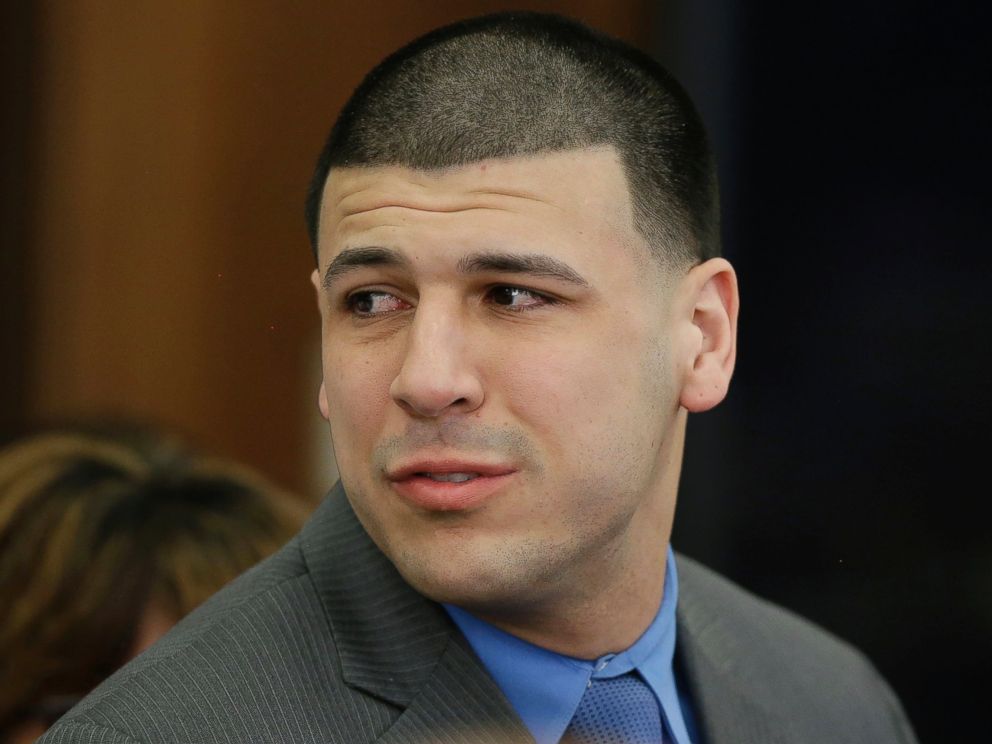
[310,268,321,297]
[677,258,739,413]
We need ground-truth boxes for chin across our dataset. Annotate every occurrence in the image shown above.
[389,533,564,613]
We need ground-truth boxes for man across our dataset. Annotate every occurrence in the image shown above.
[41,12,917,744]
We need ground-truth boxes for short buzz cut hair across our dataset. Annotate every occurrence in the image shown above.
[305,11,719,268]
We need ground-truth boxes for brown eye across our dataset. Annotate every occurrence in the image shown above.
[488,286,551,309]
[345,291,408,317]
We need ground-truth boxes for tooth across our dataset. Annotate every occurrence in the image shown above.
[426,472,479,483]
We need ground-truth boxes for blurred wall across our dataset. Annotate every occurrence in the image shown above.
[0,1,38,438]
[13,0,652,495]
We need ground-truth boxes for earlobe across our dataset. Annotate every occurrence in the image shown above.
[314,269,331,422]
[678,258,739,413]
[318,380,330,420]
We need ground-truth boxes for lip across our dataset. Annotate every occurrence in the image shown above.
[386,459,517,512]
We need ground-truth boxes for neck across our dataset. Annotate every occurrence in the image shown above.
[474,541,670,659]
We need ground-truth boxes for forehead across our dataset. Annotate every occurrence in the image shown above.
[316,147,647,267]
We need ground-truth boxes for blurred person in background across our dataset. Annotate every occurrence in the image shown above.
[0,426,309,743]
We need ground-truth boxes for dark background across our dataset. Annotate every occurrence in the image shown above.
[673,1,991,741]
[3,1,988,741]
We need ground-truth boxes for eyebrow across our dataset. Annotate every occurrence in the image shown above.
[457,252,589,287]
[321,246,589,290]
[322,247,409,289]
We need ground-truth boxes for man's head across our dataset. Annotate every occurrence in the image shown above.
[307,13,738,653]
[306,11,720,270]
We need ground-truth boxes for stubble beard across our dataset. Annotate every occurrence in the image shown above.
[342,416,659,623]
[364,471,645,627]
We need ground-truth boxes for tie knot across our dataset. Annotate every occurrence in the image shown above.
[562,671,664,744]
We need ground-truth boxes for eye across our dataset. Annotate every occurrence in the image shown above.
[487,286,555,310]
[345,290,410,317]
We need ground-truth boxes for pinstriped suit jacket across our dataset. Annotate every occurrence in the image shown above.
[39,484,917,744]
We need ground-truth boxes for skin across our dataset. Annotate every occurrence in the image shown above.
[130,602,176,655]
[312,146,738,659]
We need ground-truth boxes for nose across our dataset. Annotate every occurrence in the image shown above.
[389,302,484,418]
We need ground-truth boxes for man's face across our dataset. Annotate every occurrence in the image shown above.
[313,147,691,617]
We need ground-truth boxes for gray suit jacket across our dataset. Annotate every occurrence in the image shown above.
[40,484,917,744]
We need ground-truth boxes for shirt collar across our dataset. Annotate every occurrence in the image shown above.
[444,546,693,744]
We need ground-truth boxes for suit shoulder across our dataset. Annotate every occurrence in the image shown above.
[675,553,917,743]
[129,533,315,661]
[40,537,394,744]
[39,721,144,744]
[675,552,863,663]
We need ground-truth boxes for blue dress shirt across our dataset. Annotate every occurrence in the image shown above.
[444,546,697,744]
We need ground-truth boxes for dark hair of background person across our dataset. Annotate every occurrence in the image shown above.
[0,425,310,741]
[304,11,720,268]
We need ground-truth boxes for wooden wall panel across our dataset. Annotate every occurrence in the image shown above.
[25,1,654,496]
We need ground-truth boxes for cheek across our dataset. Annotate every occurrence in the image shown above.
[497,320,672,470]
[515,315,659,408]
[323,344,397,437]
[496,335,635,447]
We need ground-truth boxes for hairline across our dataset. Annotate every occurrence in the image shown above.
[312,146,698,276]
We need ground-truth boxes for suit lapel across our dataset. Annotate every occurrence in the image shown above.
[376,635,534,744]
[675,554,793,744]
[301,484,532,743]
[302,485,448,704]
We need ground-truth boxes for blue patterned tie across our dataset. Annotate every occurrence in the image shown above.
[561,671,665,744]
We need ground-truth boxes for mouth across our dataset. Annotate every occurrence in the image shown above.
[386,460,517,511]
